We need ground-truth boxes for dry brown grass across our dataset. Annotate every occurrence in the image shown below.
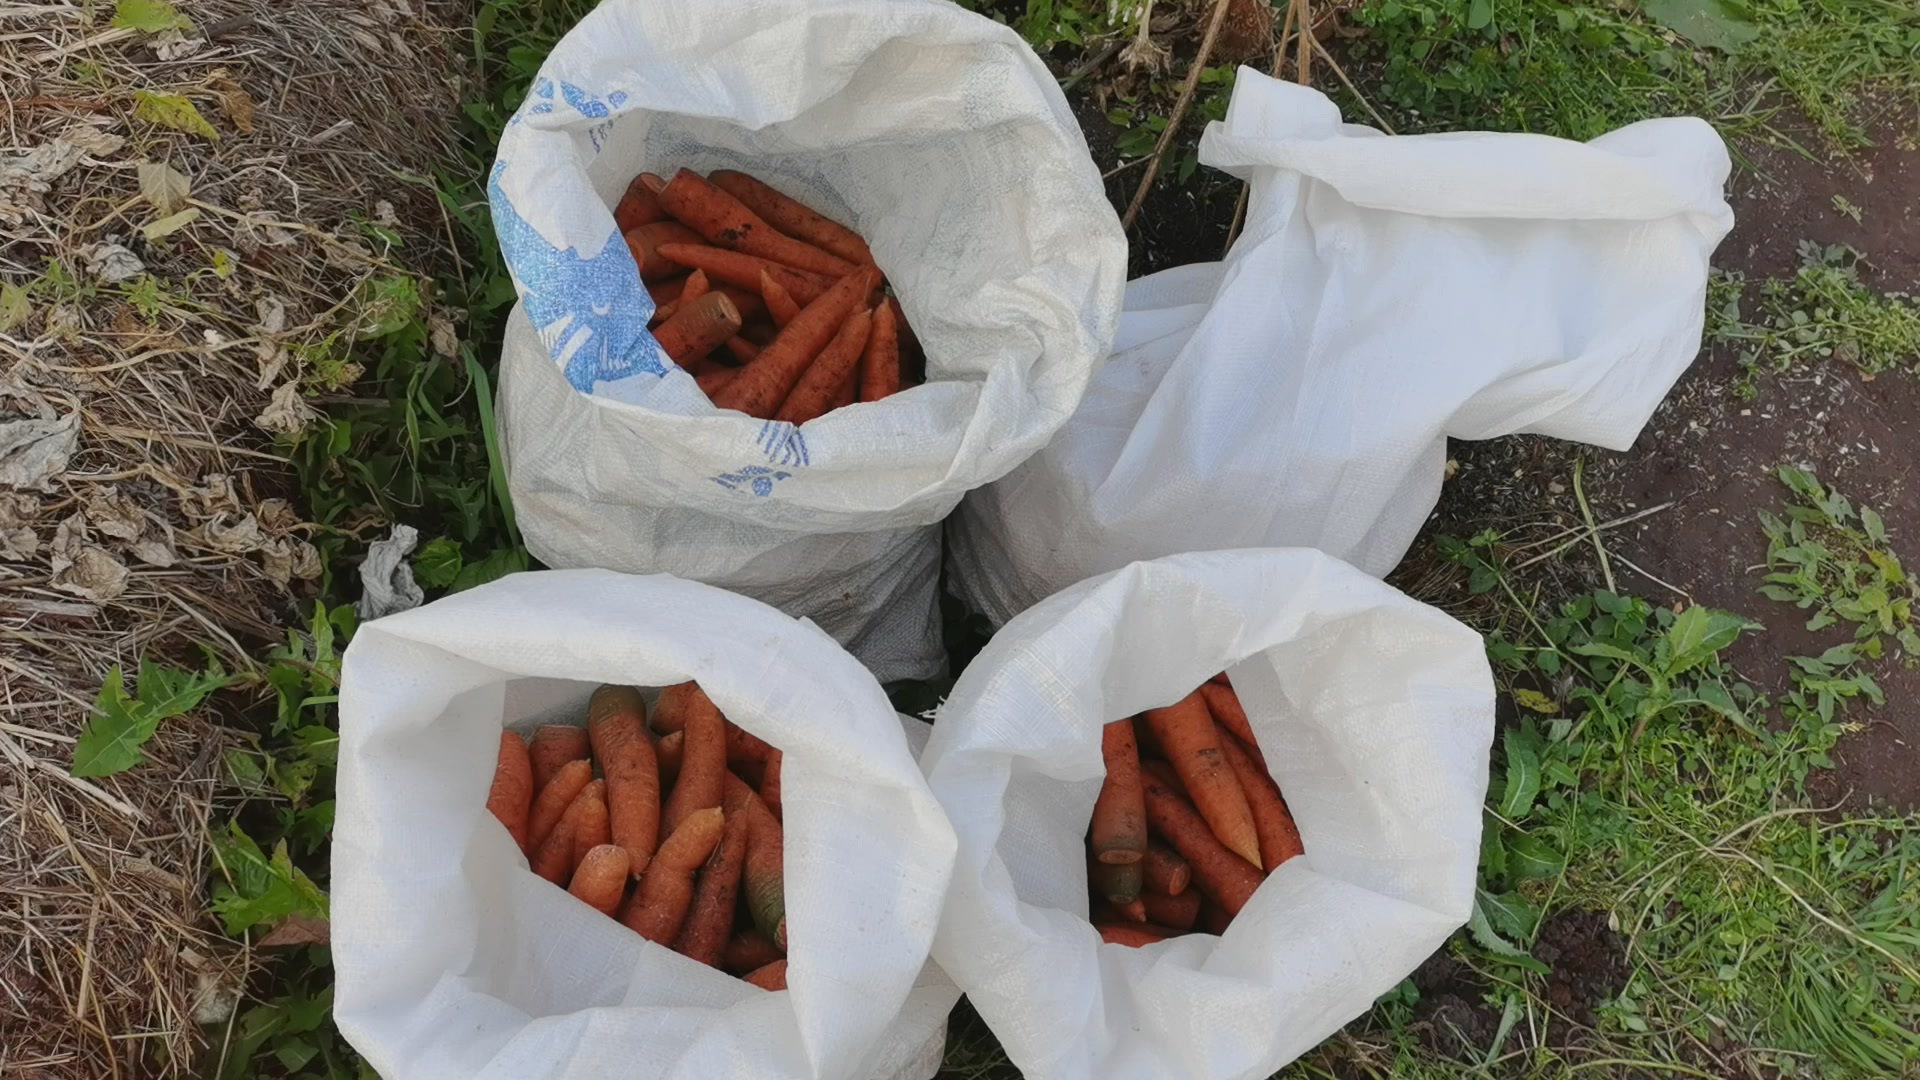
[1,1,465,1074]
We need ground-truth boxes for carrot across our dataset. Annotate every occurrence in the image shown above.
[661,683,726,835]
[652,291,742,365]
[696,366,741,399]
[652,269,711,325]
[1218,725,1303,873]
[1143,887,1202,932]
[724,721,775,767]
[615,173,669,232]
[1091,718,1148,865]
[773,307,872,425]
[743,958,788,991]
[589,685,661,876]
[1090,856,1144,906]
[625,221,703,283]
[1209,672,1231,687]
[760,749,783,822]
[709,171,875,268]
[1200,681,1263,765]
[1141,761,1264,916]
[529,726,589,795]
[723,930,786,974]
[652,682,695,735]
[761,270,802,328]
[485,730,533,850]
[829,365,859,411]
[568,844,631,917]
[656,169,856,278]
[679,269,710,305]
[1198,898,1233,935]
[620,806,725,944]
[725,773,787,945]
[527,758,593,854]
[726,336,760,363]
[571,779,612,870]
[656,729,685,787]
[1143,692,1262,868]
[673,802,751,967]
[647,275,691,325]
[1143,843,1191,897]
[1097,923,1174,947]
[714,269,875,418]
[859,297,902,402]
[533,779,603,884]
[655,244,836,306]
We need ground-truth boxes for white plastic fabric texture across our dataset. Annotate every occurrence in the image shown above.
[922,549,1495,1080]
[489,0,1126,680]
[950,69,1734,627]
[332,569,959,1080]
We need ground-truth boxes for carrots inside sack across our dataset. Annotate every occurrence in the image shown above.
[612,168,923,421]
[484,683,791,991]
[1087,675,1305,947]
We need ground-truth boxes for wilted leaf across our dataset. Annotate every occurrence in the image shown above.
[1513,688,1558,715]
[257,913,330,947]
[1640,0,1760,52]
[137,160,190,213]
[111,0,192,33]
[141,207,200,241]
[0,283,28,331]
[133,90,219,141]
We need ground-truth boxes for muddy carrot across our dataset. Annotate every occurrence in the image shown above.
[760,749,783,822]
[1198,898,1233,935]
[709,171,875,268]
[533,779,603,884]
[652,269,711,324]
[697,367,741,399]
[656,169,856,278]
[528,758,594,854]
[723,930,785,974]
[674,803,751,967]
[654,244,836,305]
[1200,681,1262,765]
[647,275,691,325]
[485,730,533,850]
[652,682,695,734]
[529,726,590,795]
[1097,923,1174,947]
[724,721,775,767]
[743,958,788,991]
[620,806,725,944]
[1143,887,1202,932]
[1092,718,1148,865]
[761,270,802,328]
[662,683,726,835]
[1141,761,1264,916]
[1091,856,1144,908]
[714,269,875,418]
[615,173,669,232]
[726,772,786,945]
[829,365,859,411]
[652,291,742,365]
[656,729,685,786]
[859,297,902,402]
[773,307,872,425]
[571,780,612,870]
[568,844,631,917]
[1218,726,1303,873]
[1209,672,1231,687]
[726,336,761,363]
[1143,692,1261,868]
[1144,843,1191,897]
[589,685,661,876]
[626,221,703,283]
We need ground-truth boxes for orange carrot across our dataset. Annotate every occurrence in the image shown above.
[485,730,533,850]
[724,721,775,767]
[652,291,742,365]
[655,244,836,305]
[761,270,802,328]
[1200,681,1262,765]
[829,365,859,411]
[620,806,725,944]
[1144,843,1191,897]
[615,174,668,232]
[1143,887,1202,932]
[626,221,703,283]
[1141,761,1263,916]
[647,275,691,325]
[571,779,612,870]
[656,729,685,786]
[527,758,593,855]
[726,336,761,363]
[725,773,787,945]
[1209,671,1231,687]
[1097,923,1174,947]
[653,269,711,325]
[529,726,590,795]
[743,958,788,991]
[1091,718,1148,865]
[760,749,783,822]
[709,170,876,268]
[714,269,875,418]
[723,930,785,974]
[569,844,631,917]
[661,683,725,835]
[696,367,741,399]
[1218,726,1303,873]
[1198,898,1233,935]
[1143,692,1262,868]
[859,297,902,402]
[533,779,603,884]
[589,685,661,876]
[773,307,872,425]
[1090,856,1144,906]
[656,169,856,278]
[680,268,711,305]
[652,682,695,734]
[674,802,751,967]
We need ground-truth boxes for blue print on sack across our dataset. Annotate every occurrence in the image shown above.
[713,466,792,497]
[487,160,667,390]
[561,82,610,118]
[756,421,810,468]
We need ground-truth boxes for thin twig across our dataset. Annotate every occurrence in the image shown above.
[1122,0,1238,230]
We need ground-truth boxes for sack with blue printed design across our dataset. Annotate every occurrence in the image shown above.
[490,0,1126,682]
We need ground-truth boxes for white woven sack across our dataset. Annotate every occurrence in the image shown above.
[332,569,959,1080]
[923,549,1495,1080]
[950,68,1734,626]
[491,0,1126,681]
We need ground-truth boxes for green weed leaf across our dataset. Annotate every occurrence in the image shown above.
[209,821,328,935]
[1467,0,1493,30]
[112,0,192,33]
[414,537,464,589]
[1469,893,1551,973]
[1639,0,1760,53]
[1507,832,1565,879]
[1478,887,1541,940]
[133,90,219,140]
[0,282,29,332]
[73,659,229,776]
[450,546,527,592]
[1500,730,1542,820]
[1665,606,1753,674]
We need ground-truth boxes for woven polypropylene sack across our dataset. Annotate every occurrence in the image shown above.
[332,569,958,1080]
[949,69,1733,626]
[923,550,1495,1080]
[490,0,1126,681]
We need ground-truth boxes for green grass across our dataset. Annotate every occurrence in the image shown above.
[1712,243,1920,389]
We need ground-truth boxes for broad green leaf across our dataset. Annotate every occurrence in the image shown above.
[451,546,528,592]
[1861,506,1887,544]
[1480,822,1508,882]
[1571,641,1637,662]
[414,537,464,589]
[1640,0,1760,53]
[1665,606,1753,674]
[1467,0,1493,30]
[133,91,219,140]
[1478,887,1541,939]
[209,822,328,935]
[1500,731,1541,819]
[1508,832,1565,879]
[112,0,192,33]
[1468,895,1550,973]
[72,659,228,776]
[140,207,200,241]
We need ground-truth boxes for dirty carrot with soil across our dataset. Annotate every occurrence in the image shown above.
[773,307,873,425]
[743,958,788,991]
[1218,727,1302,873]
[674,804,751,967]
[486,730,533,850]
[621,806,725,944]
[588,685,660,875]
[529,725,589,794]
[859,297,902,402]
[1091,718,1148,865]
[569,844,631,917]
[527,757,594,855]
[1143,691,1262,869]
[652,291,742,365]
[714,268,875,418]
[653,169,856,278]
[1140,760,1263,916]
[709,170,876,268]
[655,244,835,305]
[761,269,802,328]
[661,684,726,834]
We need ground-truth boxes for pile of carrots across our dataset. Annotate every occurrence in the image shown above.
[616,168,920,423]
[485,683,791,990]
[1087,675,1302,946]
